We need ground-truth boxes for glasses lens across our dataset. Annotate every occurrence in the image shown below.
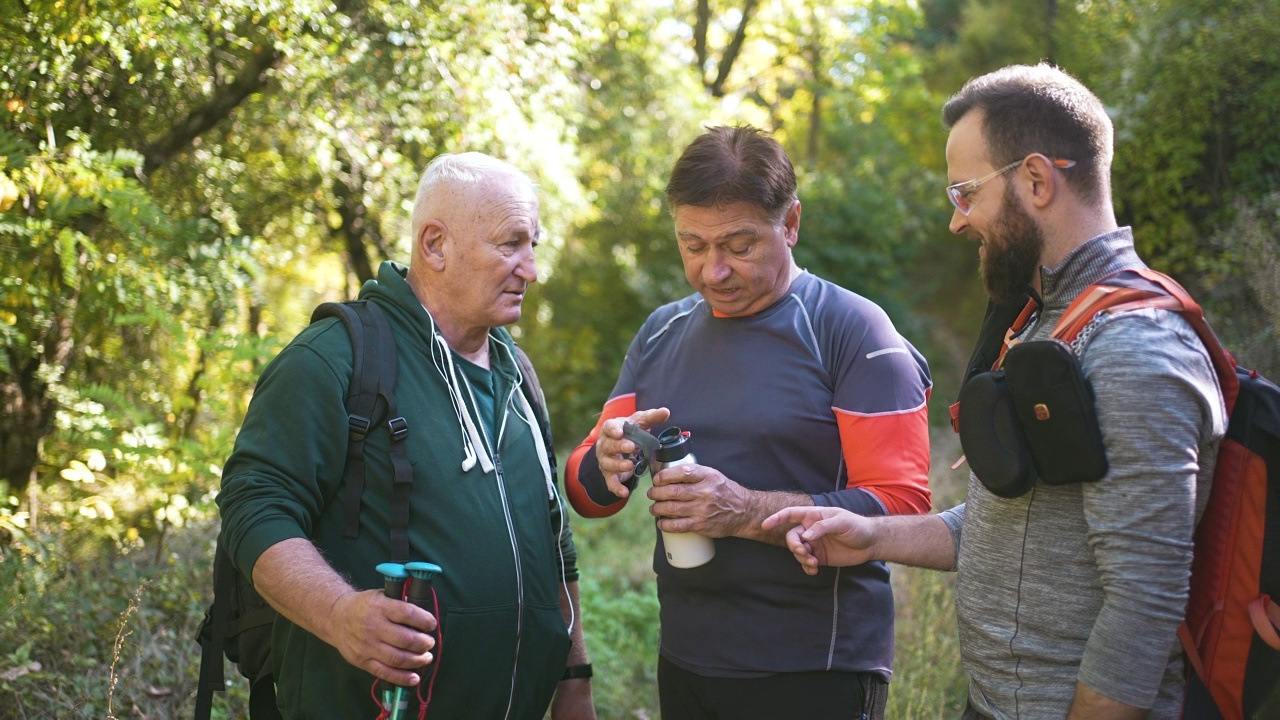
[948,186,970,215]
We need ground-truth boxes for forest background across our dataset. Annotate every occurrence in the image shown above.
[2,0,1278,717]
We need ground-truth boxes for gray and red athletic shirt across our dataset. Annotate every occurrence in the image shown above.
[565,270,932,680]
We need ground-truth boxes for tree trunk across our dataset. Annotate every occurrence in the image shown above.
[0,357,55,494]
[694,0,711,74]
[707,0,759,97]
[335,149,377,285]
[2,290,75,494]
[807,27,822,169]
[177,306,225,441]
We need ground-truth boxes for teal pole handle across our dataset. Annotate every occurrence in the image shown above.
[377,562,408,599]
[373,562,444,720]
[374,563,411,720]
[404,562,442,609]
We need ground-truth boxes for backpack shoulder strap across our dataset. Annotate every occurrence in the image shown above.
[949,295,1040,433]
[310,300,412,561]
[1051,268,1240,412]
[194,538,234,720]
[514,345,556,489]
[1056,268,1247,681]
[514,346,551,442]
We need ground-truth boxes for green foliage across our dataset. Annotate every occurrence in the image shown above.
[1100,0,1280,275]
[0,127,273,553]
[2,0,1279,716]
[554,469,663,717]
[921,0,1060,96]
[0,519,235,719]
[766,2,949,326]
[517,0,715,446]
[1200,191,1280,376]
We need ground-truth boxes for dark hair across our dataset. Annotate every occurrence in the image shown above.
[665,125,797,221]
[942,64,1112,205]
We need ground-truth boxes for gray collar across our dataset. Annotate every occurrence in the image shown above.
[1038,227,1146,313]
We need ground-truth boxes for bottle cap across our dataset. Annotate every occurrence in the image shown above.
[655,426,693,463]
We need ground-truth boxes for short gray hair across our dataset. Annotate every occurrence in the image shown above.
[410,152,535,237]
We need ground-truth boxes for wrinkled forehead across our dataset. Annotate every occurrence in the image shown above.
[450,170,538,217]
[673,200,777,232]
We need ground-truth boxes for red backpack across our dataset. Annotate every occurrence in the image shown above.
[1052,267,1280,719]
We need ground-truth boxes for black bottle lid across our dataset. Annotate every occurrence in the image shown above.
[655,426,693,463]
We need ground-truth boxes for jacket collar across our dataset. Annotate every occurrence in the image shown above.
[1039,227,1146,313]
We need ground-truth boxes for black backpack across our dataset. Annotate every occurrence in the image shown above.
[194,299,556,720]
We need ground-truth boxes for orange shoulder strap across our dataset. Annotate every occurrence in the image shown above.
[1051,268,1239,412]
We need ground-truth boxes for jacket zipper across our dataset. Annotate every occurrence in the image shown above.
[489,386,524,720]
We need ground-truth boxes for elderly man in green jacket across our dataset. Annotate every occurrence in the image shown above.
[218,152,595,720]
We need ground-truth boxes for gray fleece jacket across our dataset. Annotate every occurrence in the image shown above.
[939,228,1226,718]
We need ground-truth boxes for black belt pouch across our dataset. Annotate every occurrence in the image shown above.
[958,339,1108,498]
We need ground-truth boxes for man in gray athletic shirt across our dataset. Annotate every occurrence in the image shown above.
[766,64,1227,719]
[566,126,933,720]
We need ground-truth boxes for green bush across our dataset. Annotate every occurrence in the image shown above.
[0,515,250,719]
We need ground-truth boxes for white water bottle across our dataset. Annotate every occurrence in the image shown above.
[654,427,715,568]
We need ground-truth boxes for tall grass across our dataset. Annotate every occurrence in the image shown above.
[0,517,240,719]
[885,430,970,719]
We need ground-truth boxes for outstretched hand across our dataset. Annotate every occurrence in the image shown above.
[761,506,879,575]
[595,407,670,499]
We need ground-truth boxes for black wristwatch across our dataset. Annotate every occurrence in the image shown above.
[561,663,593,681]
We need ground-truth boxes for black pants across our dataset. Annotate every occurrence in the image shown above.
[658,655,888,720]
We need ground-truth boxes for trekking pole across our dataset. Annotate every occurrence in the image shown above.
[403,562,443,720]
[372,562,444,720]
[375,563,412,720]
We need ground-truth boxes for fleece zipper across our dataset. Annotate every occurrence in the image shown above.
[482,383,525,720]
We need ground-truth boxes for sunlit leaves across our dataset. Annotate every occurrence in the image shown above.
[3,0,1275,559]
[1097,0,1280,275]
[60,460,96,484]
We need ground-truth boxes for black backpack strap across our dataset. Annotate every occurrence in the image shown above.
[311,301,383,542]
[194,539,234,720]
[961,296,1034,387]
[364,304,412,563]
[311,300,411,561]
[248,678,282,720]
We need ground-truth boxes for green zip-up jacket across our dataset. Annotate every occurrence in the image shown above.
[218,261,573,719]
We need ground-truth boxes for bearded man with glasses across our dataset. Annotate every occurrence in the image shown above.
[766,64,1226,720]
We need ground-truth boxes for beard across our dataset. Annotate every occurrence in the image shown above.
[979,182,1045,305]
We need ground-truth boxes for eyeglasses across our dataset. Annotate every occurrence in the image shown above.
[946,156,1077,216]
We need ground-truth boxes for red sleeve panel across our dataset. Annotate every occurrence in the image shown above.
[565,394,637,518]
[834,394,932,515]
